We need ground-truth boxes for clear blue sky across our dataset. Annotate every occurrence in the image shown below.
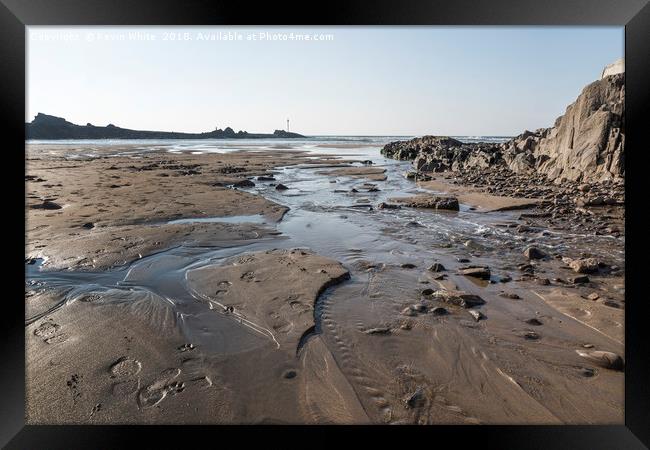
[27,26,623,136]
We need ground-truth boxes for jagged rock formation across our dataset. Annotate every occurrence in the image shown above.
[26,113,305,140]
[382,70,625,183]
[601,58,624,79]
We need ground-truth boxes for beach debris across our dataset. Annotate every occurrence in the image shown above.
[468,310,485,322]
[428,263,446,272]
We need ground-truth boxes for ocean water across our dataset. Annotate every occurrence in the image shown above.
[26,135,512,160]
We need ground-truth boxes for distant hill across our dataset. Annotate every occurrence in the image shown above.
[26,113,305,140]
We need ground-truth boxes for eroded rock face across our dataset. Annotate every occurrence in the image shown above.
[381,72,624,184]
[504,73,624,182]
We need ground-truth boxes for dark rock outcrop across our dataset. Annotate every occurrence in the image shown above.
[26,113,305,140]
[381,70,624,184]
[392,195,459,211]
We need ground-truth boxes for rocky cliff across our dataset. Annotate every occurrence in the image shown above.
[26,113,305,140]
[382,71,625,183]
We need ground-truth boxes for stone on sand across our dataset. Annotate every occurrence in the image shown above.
[458,266,491,279]
[392,194,459,211]
[562,257,600,274]
[576,350,624,371]
[523,246,546,260]
[428,262,446,272]
[233,179,255,188]
[432,289,485,308]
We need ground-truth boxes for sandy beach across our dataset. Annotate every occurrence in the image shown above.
[25,140,624,424]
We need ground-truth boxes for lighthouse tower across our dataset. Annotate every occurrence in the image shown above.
[286,118,290,132]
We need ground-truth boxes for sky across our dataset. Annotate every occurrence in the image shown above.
[27,26,623,136]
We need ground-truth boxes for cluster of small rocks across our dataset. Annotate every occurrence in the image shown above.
[443,167,625,237]
[380,74,626,237]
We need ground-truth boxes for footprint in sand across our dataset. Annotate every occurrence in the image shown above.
[109,356,142,377]
[34,319,68,344]
[78,293,103,303]
[137,368,184,409]
[240,271,255,282]
[66,373,83,405]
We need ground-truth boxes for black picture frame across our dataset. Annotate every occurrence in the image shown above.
[3,0,649,448]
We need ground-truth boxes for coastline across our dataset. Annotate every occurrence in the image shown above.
[26,140,624,424]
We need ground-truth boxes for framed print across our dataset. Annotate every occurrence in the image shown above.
[2,0,649,447]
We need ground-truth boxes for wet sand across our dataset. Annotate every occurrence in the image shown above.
[418,177,541,212]
[25,143,624,424]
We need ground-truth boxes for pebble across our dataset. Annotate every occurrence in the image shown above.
[428,263,446,272]
[430,306,448,316]
[524,331,540,340]
[523,246,546,260]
